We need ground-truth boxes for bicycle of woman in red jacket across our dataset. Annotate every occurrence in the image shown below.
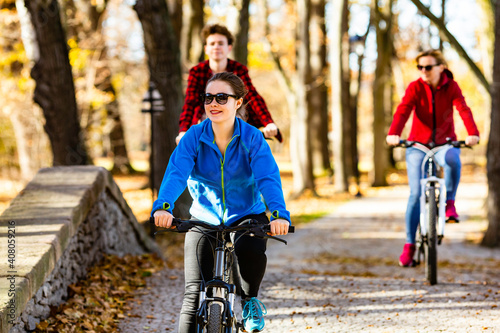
[395,139,470,285]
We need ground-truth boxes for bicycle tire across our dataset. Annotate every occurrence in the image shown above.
[426,186,438,285]
[207,302,223,333]
[416,225,424,266]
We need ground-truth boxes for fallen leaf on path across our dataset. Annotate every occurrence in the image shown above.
[34,253,164,333]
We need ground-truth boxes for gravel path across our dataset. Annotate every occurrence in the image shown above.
[118,181,500,332]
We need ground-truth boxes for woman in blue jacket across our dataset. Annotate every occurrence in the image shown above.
[152,72,291,333]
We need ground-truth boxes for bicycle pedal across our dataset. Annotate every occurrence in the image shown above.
[236,321,246,332]
[446,217,459,224]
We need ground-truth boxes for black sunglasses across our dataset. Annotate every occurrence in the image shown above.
[417,64,440,71]
[202,93,239,105]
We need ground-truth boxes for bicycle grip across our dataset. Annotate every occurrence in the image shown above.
[264,224,295,233]
[149,216,180,227]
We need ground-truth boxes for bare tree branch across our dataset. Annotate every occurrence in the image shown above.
[410,0,490,93]
[262,37,294,94]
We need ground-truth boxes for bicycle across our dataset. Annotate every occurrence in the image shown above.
[150,217,294,332]
[396,139,469,285]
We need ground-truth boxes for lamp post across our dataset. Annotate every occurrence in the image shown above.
[349,35,366,197]
[142,81,164,237]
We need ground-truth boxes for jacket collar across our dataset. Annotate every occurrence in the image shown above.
[199,118,241,146]
[418,71,451,90]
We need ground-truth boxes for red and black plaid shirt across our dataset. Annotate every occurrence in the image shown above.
[180,59,281,140]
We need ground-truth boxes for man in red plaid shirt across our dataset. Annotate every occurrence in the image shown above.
[176,24,282,144]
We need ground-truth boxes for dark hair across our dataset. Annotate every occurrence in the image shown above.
[201,24,234,46]
[207,72,248,99]
[207,72,248,117]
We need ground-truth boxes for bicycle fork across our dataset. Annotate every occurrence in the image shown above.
[419,176,447,241]
[197,246,237,330]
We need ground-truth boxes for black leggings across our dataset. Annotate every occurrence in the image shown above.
[178,213,269,333]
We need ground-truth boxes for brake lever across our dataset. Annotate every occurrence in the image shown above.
[266,234,288,245]
[175,222,191,233]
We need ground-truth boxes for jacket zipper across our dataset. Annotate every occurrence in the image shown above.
[431,89,436,146]
[218,135,238,224]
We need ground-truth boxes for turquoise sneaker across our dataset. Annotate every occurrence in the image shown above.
[242,297,267,332]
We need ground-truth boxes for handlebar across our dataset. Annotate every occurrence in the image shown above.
[149,217,294,244]
[396,139,471,149]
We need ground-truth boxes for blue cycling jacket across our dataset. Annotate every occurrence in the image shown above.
[152,118,291,226]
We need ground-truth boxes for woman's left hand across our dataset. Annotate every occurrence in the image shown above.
[465,135,480,146]
[269,219,290,236]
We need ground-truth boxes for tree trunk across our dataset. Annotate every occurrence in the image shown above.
[482,0,500,247]
[167,0,183,43]
[290,0,315,197]
[340,0,352,186]
[371,0,393,187]
[234,0,251,66]
[439,0,446,51]
[10,110,33,180]
[309,0,332,177]
[331,0,349,192]
[476,0,494,84]
[94,63,135,174]
[65,0,135,173]
[6,1,36,180]
[262,2,297,155]
[134,0,191,218]
[25,0,89,166]
[180,0,204,67]
[350,20,371,195]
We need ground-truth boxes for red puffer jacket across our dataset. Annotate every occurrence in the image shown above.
[388,70,479,145]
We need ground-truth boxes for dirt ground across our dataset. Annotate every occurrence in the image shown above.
[117,171,500,333]
[2,165,498,332]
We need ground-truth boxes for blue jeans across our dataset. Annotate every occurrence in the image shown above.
[405,147,461,244]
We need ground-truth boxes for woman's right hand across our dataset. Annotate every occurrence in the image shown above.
[153,210,175,229]
[386,135,400,146]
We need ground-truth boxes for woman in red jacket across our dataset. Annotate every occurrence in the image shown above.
[386,50,480,267]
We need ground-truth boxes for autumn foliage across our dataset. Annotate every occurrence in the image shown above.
[35,253,164,333]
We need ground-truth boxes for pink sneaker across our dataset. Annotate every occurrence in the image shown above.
[399,243,416,267]
[446,200,459,223]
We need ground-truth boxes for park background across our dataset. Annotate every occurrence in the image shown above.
[0,0,498,243]
[2,0,500,331]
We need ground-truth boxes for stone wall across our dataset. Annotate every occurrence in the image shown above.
[0,166,160,332]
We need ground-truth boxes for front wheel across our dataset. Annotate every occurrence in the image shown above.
[426,186,438,285]
[415,225,424,266]
[206,302,223,333]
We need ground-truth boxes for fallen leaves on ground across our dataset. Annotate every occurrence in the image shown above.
[35,253,164,333]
